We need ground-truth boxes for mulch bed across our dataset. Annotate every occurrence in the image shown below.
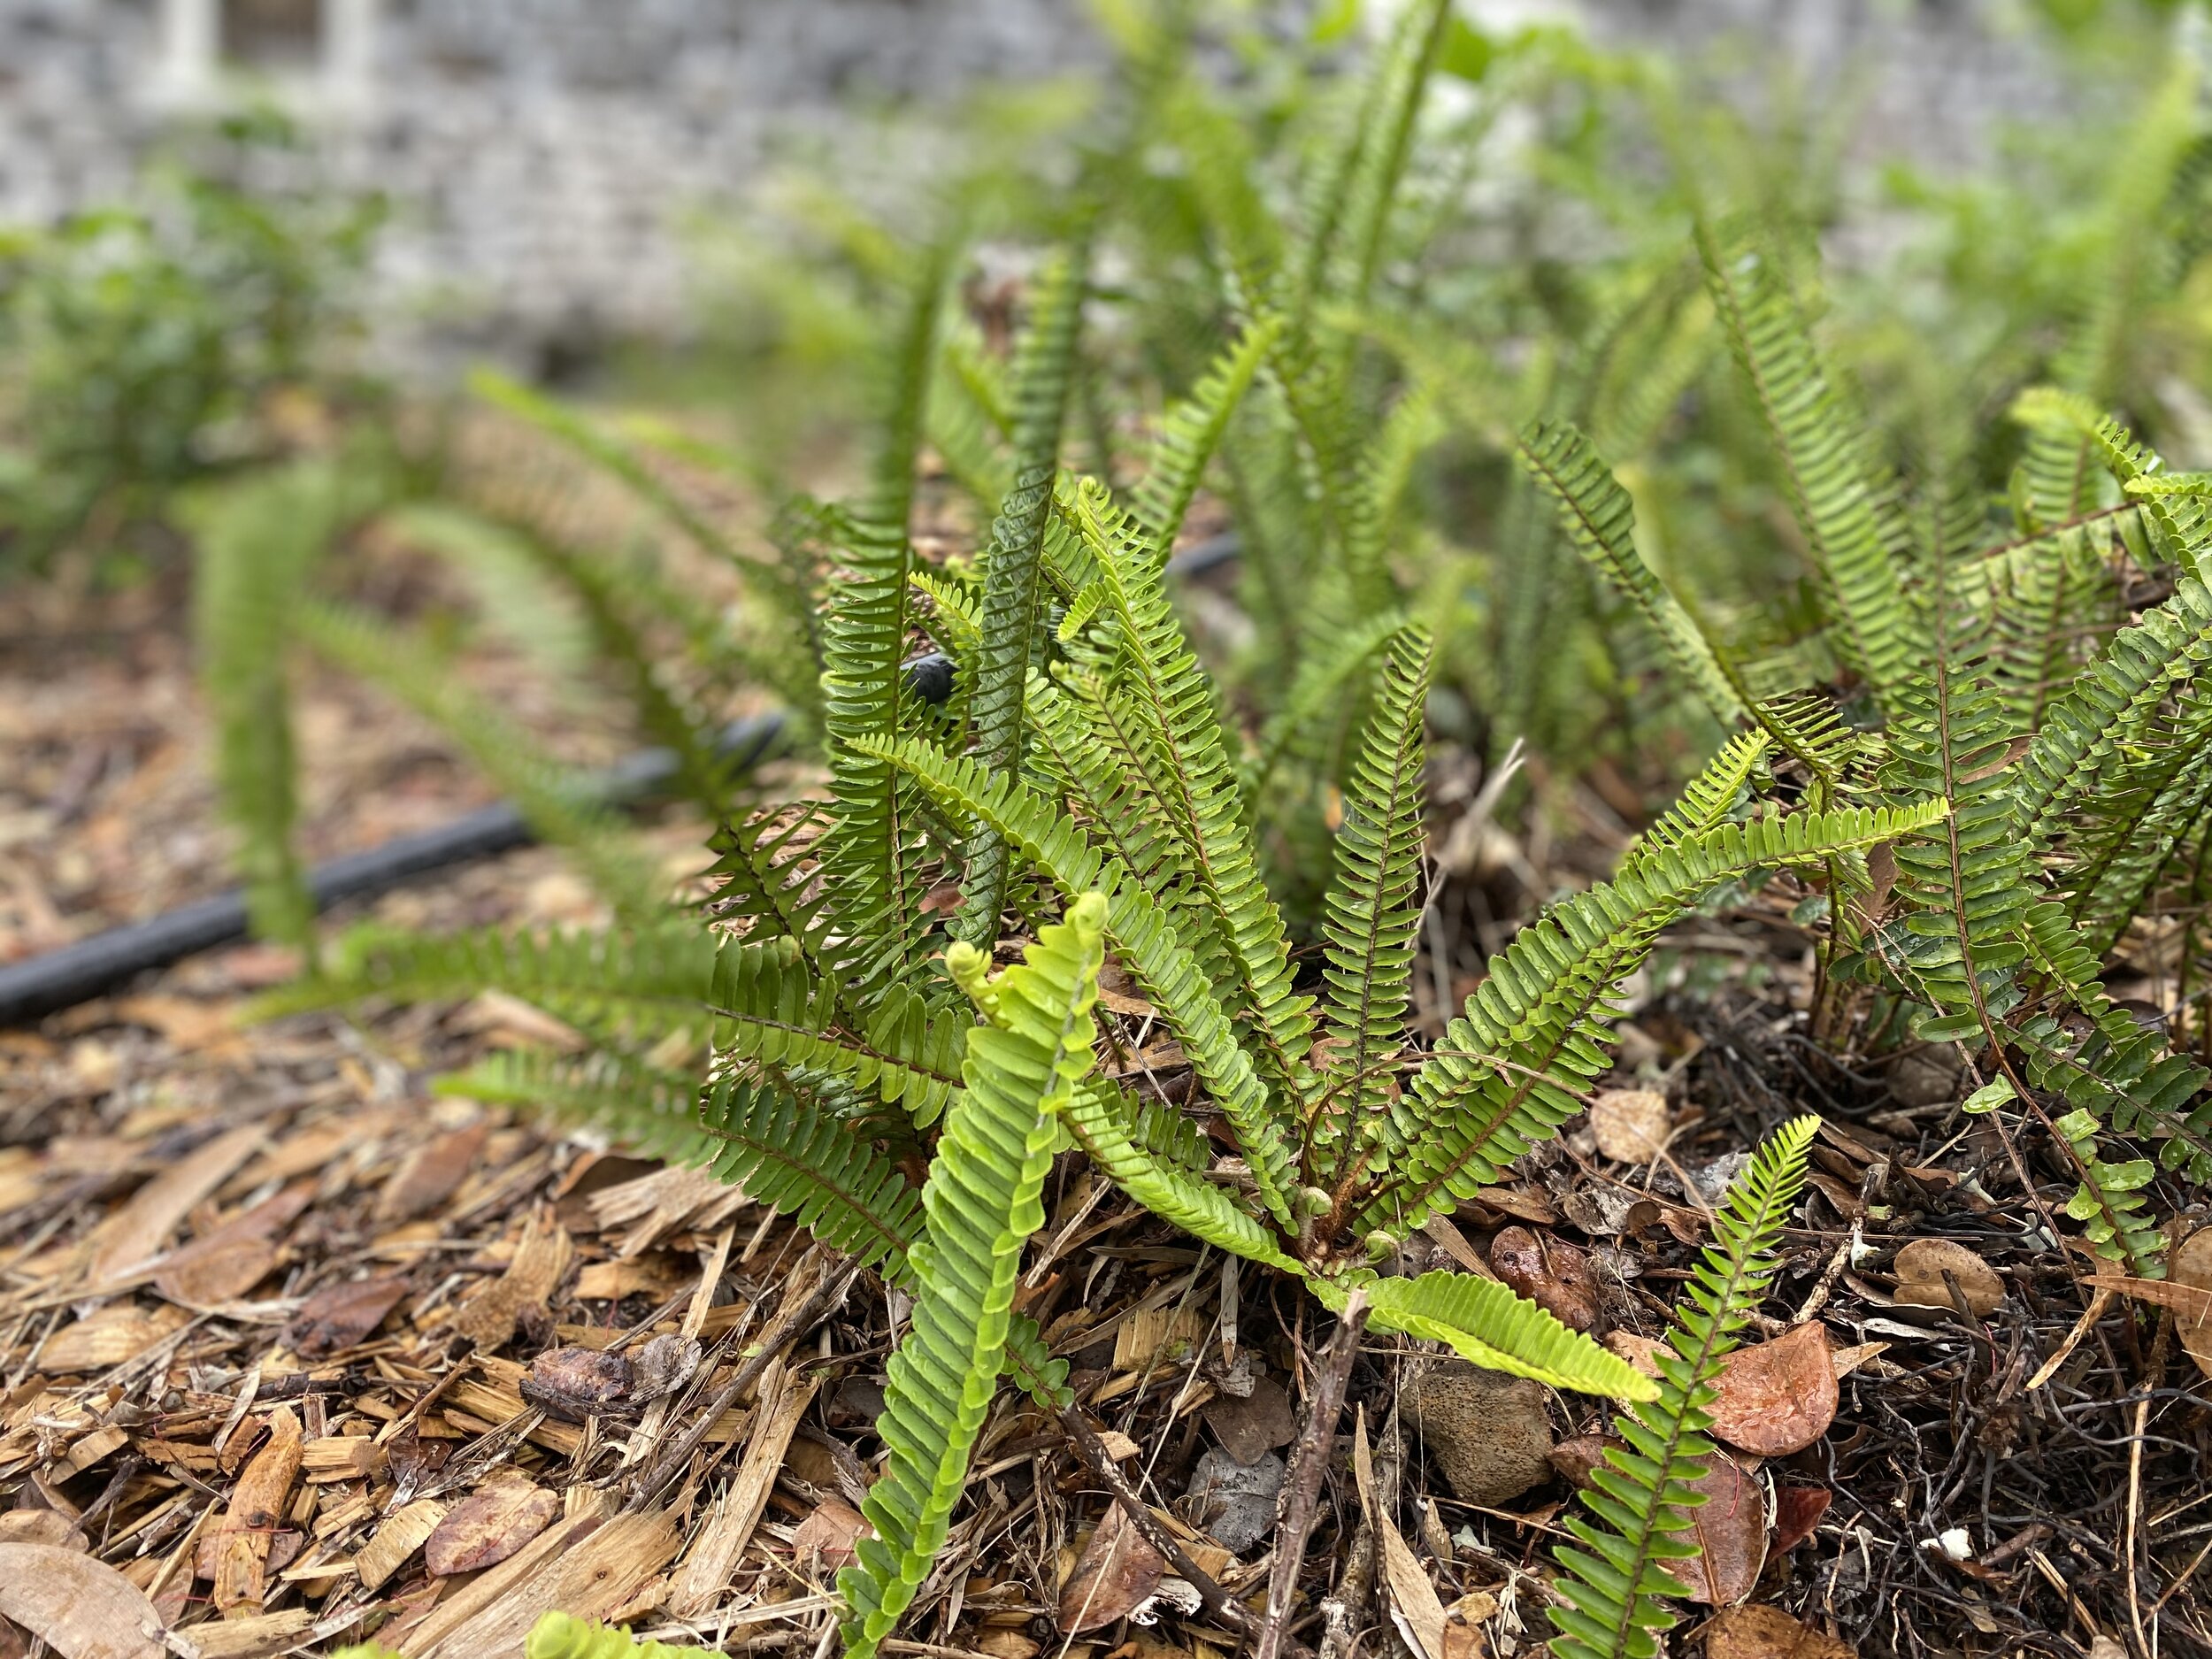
[5,521,2211,1659]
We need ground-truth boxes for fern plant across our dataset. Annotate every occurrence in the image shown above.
[1549,1116,1818,1659]
[1516,207,2212,1279]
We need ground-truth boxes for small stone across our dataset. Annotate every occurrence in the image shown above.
[1399,1356,1554,1507]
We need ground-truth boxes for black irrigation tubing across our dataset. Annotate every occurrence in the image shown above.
[0,531,1243,1026]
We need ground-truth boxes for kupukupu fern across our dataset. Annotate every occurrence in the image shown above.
[838,895,1109,1659]
[332,1610,710,1659]
[1549,1116,1819,1659]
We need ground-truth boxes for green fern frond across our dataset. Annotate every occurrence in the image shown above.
[1308,624,1433,1180]
[2053,1106,2168,1279]
[294,600,670,920]
[840,895,1109,1659]
[251,921,716,1041]
[1367,799,1945,1239]
[1697,215,1923,709]
[1245,607,1408,806]
[859,732,1302,1232]
[187,461,365,953]
[959,250,1088,945]
[1623,730,1770,872]
[1516,420,1744,727]
[1359,1271,1659,1402]
[1549,1117,1818,1659]
[1875,665,2037,1042]
[1131,312,1285,557]
[1065,479,1318,1107]
[441,1047,719,1168]
[698,1073,925,1281]
[710,938,968,1125]
[818,238,957,994]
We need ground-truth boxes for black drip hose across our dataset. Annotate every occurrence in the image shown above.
[0,531,1241,1027]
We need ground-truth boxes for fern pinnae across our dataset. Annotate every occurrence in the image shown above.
[1515,420,1744,729]
[188,461,362,954]
[859,733,1303,1231]
[818,239,957,992]
[1695,214,1923,710]
[1368,799,1947,1239]
[442,1048,720,1169]
[839,895,1110,1659]
[1130,312,1285,557]
[958,249,1087,946]
[526,1612,709,1659]
[1071,479,1318,1105]
[1309,623,1433,1183]
[1549,1117,1819,1659]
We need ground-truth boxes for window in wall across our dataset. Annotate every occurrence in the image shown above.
[221,0,322,67]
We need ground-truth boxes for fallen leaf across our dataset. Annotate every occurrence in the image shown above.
[791,1496,871,1571]
[2170,1227,2212,1380]
[1709,1325,1838,1456]
[445,1209,572,1350]
[1667,1453,1766,1605]
[1060,1502,1166,1632]
[1400,1356,1555,1506]
[1201,1371,1297,1463]
[1891,1239,2005,1318]
[1441,1592,1496,1659]
[152,1185,311,1306]
[1379,1510,1449,1659]
[1487,1226,1598,1331]
[423,1478,560,1577]
[1607,1332,1667,1378]
[1829,1341,1889,1380]
[0,1545,165,1659]
[375,1123,489,1225]
[41,1303,190,1373]
[1590,1088,1671,1163]
[282,1275,407,1358]
[520,1345,633,1419]
[1772,1486,1832,1554]
[1705,1603,1854,1659]
[1182,1448,1285,1552]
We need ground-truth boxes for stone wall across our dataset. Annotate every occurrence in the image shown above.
[0,0,2114,356]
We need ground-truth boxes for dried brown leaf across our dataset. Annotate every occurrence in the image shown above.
[1589,1088,1671,1163]
[790,1496,871,1571]
[1705,1604,1854,1659]
[1379,1510,1448,1659]
[152,1185,310,1306]
[520,1345,633,1419]
[423,1479,559,1577]
[1201,1371,1297,1463]
[1058,1502,1166,1632]
[1772,1486,1832,1554]
[1487,1226,1597,1332]
[1709,1325,1837,1456]
[1891,1239,2004,1318]
[0,1544,165,1659]
[375,1123,490,1225]
[1668,1453,1766,1605]
[2168,1227,2212,1381]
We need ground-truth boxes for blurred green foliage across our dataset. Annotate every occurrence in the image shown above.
[0,112,381,576]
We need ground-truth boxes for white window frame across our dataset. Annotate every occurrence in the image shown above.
[152,0,377,112]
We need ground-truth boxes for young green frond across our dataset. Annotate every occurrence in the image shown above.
[188,461,365,953]
[1357,1271,1659,1402]
[1549,1117,1818,1659]
[1309,624,1433,1180]
[1515,420,1744,728]
[958,250,1087,945]
[840,895,1109,1659]
[1697,215,1923,710]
